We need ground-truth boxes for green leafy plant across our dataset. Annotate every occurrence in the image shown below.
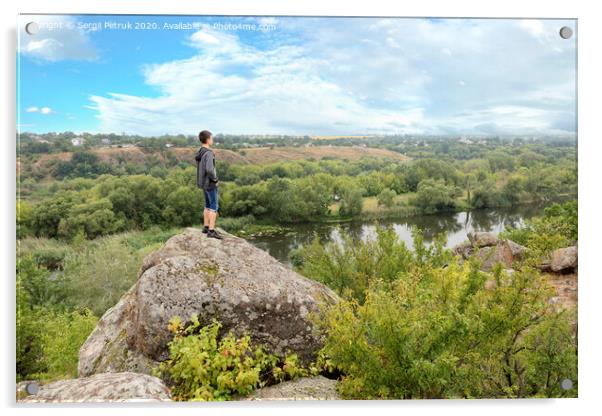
[158,316,308,401]
[37,309,98,380]
[301,227,577,399]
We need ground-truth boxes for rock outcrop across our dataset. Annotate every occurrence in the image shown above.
[467,231,499,248]
[19,372,171,403]
[550,246,578,273]
[79,228,339,377]
[454,233,527,271]
[242,376,340,401]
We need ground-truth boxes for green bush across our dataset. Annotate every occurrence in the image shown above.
[17,256,68,307]
[219,215,256,234]
[18,229,180,317]
[61,236,151,316]
[412,179,457,214]
[377,188,396,208]
[301,228,577,399]
[298,227,450,303]
[162,186,202,227]
[16,277,45,379]
[158,317,308,401]
[338,186,363,217]
[17,201,34,239]
[37,309,98,380]
[17,274,97,381]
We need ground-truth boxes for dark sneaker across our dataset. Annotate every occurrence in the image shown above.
[207,229,223,240]
[202,226,209,234]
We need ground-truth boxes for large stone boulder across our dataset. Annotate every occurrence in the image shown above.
[19,372,171,403]
[453,235,528,272]
[79,228,339,377]
[242,376,340,401]
[475,243,514,271]
[550,246,578,272]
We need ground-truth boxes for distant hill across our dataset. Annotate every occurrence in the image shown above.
[30,145,410,170]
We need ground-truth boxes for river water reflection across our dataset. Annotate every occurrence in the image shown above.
[247,203,552,265]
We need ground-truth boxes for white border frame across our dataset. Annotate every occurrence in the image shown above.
[3,1,600,415]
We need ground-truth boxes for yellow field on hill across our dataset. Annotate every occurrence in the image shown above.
[236,146,409,164]
[311,135,377,140]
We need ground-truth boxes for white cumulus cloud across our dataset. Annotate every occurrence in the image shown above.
[88,18,576,136]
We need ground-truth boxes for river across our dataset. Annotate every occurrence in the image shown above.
[246,203,553,265]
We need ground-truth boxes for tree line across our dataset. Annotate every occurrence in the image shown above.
[18,143,576,240]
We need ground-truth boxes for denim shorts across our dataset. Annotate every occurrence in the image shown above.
[203,188,219,212]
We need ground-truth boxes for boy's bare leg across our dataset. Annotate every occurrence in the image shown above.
[203,208,210,227]
[209,211,217,229]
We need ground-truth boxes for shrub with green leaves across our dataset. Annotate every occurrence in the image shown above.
[158,317,308,401]
[300,227,577,399]
[298,227,451,303]
[17,272,97,381]
[37,309,98,380]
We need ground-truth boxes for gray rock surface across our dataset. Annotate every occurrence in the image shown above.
[550,246,578,272]
[505,239,527,260]
[19,372,171,403]
[467,232,499,248]
[243,376,340,400]
[475,243,514,271]
[454,236,527,271]
[453,240,473,258]
[79,228,338,377]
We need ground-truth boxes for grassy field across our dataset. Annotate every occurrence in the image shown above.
[227,145,409,164]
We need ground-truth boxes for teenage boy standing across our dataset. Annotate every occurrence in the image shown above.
[195,130,222,239]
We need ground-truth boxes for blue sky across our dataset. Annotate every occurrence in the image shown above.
[17,15,576,136]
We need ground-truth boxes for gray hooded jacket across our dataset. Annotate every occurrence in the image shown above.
[195,147,218,190]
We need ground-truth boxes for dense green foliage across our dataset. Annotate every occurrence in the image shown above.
[412,179,460,214]
[500,201,577,259]
[17,257,98,380]
[297,228,577,399]
[18,138,576,241]
[16,228,181,381]
[158,317,308,401]
[16,135,577,399]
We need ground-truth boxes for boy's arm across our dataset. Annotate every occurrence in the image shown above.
[203,152,218,183]
[207,152,217,182]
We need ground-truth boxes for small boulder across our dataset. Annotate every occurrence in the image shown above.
[550,246,578,272]
[242,376,340,400]
[505,240,528,261]
[467,232,499,248]
[19,372,171,403]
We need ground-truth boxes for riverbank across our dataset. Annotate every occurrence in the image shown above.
[221,194,575,240]
[244,200,572,264]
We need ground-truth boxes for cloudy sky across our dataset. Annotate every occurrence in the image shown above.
[18,15,576,136]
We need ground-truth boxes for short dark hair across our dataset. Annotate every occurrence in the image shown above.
[199,130,213,144]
